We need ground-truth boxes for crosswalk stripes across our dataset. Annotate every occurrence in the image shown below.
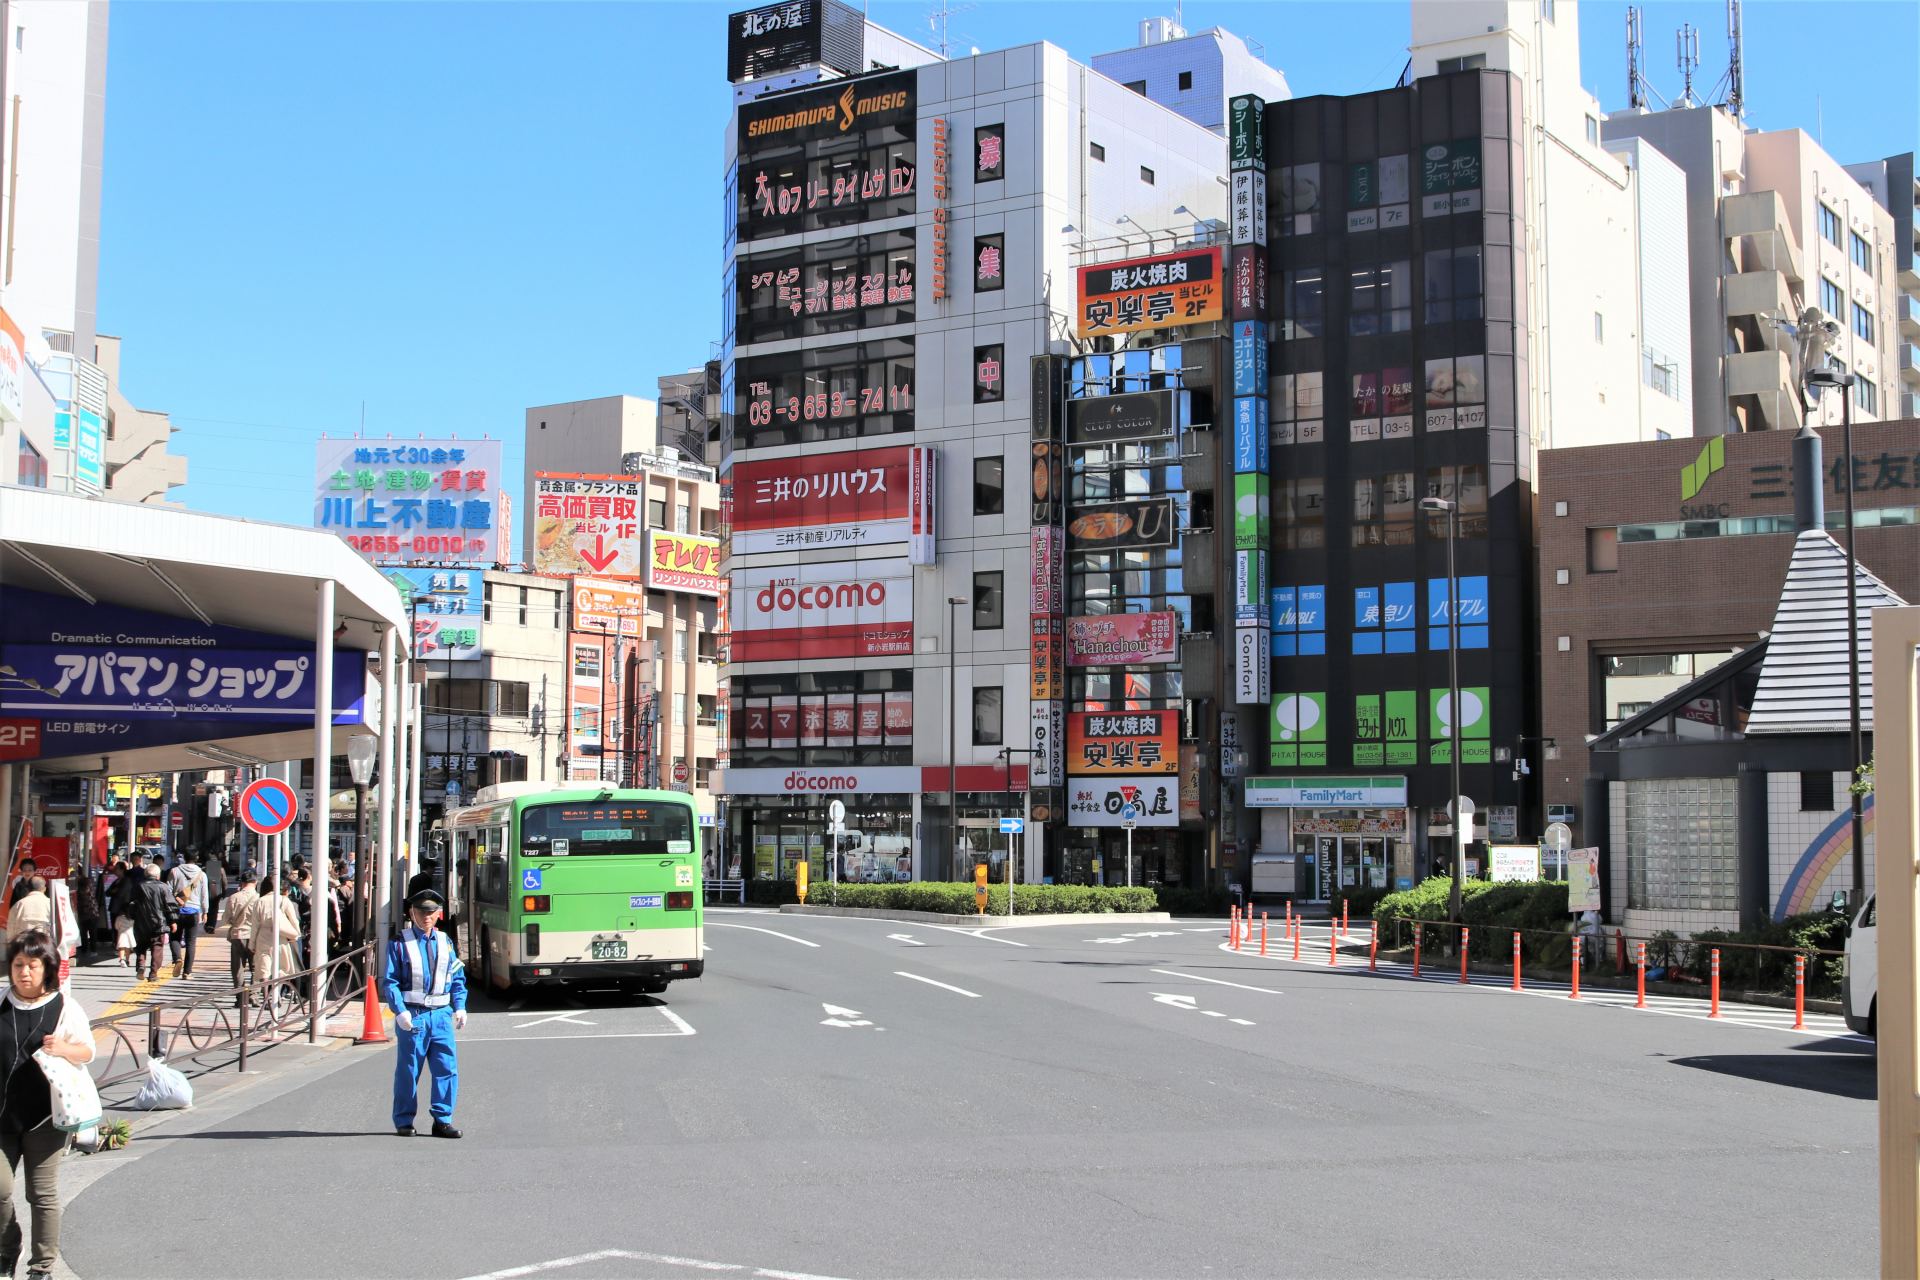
[1212,920,1865,1043]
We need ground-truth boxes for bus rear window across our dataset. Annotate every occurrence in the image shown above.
[521,803,695,856]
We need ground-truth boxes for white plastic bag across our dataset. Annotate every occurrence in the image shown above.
[130,1056,192,1111]
[33,1048,102,1141]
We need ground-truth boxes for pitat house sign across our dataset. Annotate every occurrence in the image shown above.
[0,588,368,763]
[1244,776,1409,808]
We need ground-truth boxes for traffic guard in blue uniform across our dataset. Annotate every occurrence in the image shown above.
[382,886,468,1138]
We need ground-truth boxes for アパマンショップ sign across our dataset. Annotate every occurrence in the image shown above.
[730,444,934,562]
[1075,247,1222,339]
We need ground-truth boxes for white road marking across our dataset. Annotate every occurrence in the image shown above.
[819,1001,876,1028]
[887,933,926,946]
[1150,968,1283,995]
[509,1011,598,1029]
[895,971,981,998]
[1183,927,1226,933]
[1229,1018,1254,1026]
[1202,1010,1226,1018]
[460,1248,847,1280]
[464,1004,692,1042]
[1152,993,1198,1009]
[930,926,1029,947]
[707,922,821,948]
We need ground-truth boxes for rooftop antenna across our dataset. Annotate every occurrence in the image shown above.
[1675,22,1700,108]
[1725,0,1745,120]
[1626,7,1646,110]
[926,0,971,58]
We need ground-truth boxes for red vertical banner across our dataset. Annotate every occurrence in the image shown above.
[826,692,856,747]
[883,690,914,743]
[770,696,799,750]
[856,693,885,745]
[799,696,827,747]
[908,446,937,565]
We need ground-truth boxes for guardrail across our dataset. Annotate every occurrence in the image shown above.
[704,878,746,904]
[87,943,374,1093]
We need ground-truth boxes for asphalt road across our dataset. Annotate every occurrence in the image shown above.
[61,911,1877,1279]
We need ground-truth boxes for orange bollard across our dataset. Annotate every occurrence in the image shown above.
[1230,904,1238,942]
[1794,954,1806,1029]
[1232,907,1242,952]
[1328,920,1338,967]
[1512,931,1522,991]
[1260,912,1268,957]
[1571,936,1582,1000]
[1341,898,1350,939]
[1635,941,1646,1008]
[1369,920,1379,971]
[1291,917,1300,961]
[1413,928,1422,978]
[1458,927,1469,984]
[356,972,389,1045]
[1710,948,1721,1018]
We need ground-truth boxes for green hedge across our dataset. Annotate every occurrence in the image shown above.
[740,880,1158,915]
[1372,876,1576,964]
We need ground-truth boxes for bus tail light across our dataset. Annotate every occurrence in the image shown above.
[525,924,540,956]
[523,895,550,913]
[667,891,693,909]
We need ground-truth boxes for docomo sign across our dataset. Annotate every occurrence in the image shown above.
[731,444,935,563]
[730,560,912,662]
[712,766,921,796]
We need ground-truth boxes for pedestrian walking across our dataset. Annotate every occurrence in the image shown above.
[242,876,301,981]
[0,932,95,1280]
[130,866,173,983]
[219,870,259,999]
[67,871,98,961]
[5,859,37,910]
[105,862,135,968]
[381,887,466,1139]
[5,880,49,945]
[166,854,209,978]
[201,855,229,924]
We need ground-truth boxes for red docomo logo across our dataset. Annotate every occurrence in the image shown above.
[0,719,42,762]
[756,581,887,613]
[784,772,858,791]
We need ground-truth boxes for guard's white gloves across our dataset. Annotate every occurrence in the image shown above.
[453,1009,467,1030]
[394,1010,413,1032]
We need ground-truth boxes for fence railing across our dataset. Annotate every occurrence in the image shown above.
[87,943,374,1093]
[1373,916,1845,1001]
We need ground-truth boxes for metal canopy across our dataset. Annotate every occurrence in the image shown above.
[0,485,407,775]
[1745,528,1907,736]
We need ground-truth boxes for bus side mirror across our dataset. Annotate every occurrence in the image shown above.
[1831,889,1851,916]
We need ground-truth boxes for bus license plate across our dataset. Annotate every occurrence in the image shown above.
[591,940,627,960]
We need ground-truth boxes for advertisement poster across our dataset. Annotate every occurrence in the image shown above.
[1065,612,1179,667]
[646,530,723,596]
[1428,686,1492,764]
[1075,247,1223,340]
[1030,527,1064,614]
[1067,711,1177,775]
[1066,777,1178,828]
[315,438,503,565]
[1490,845,1540,883]
[1030,702,1065,787]
[1066,390,1175,445]
[730,560,913,662]
[1423,355,1487,432]
[1269,692,1327,768]
[1235,626,1271,705]
[384,568,483,661]
[1030,617,1064,701]
[532,474,642,578]
[730,444,935,560]
[1233,474,1269,551]
[1179,745,1202,823]
[1066,498,1175,552]
[1568,848,1602,912]
[572,580,646,636]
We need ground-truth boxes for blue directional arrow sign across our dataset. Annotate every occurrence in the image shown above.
[999,817,1025,834]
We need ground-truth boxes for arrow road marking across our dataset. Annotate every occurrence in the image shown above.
[1149,968,1283,995]
[894,971,980,998]
[708,922,820,948]
[1152,993,1199,1009]
[887,933,926,946]
[819,1002,875,1028]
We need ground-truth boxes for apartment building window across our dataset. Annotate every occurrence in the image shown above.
[673,694,686,726]
[497,681,531,717]
[1587,526,1619,573]
[1140,165,1156,185]
[1584,114,1598,144]
[974,234,1005,293]
[973,456,1004,515]
[648,498,668,528]
[973,343,1005,403]
[1348,261,1412,334]
[673,629,687,663]
[1593,310,1605,342]
[1854,301,1875,343]
[1089,142,1105,162]
[1819,204,1842,248]
[1540,0,1556,21]
[1422,247,1483,322]
[1436,53,1486,72]
[1178,70,1193,91]
[518,585,529,626]
[696,695,718,726]
[1124,80,1146,96]
[1851,230,1873,273]
[972,687,1004,746]
[694,757,716,791]
[1821,278,1845,318]
[973,571,1004,629]
[1855,377,1878,414]
[676,500,692,533]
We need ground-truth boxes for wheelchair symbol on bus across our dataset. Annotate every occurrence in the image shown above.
[522,868,543,891]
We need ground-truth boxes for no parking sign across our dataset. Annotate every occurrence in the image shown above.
[238,778,300,837]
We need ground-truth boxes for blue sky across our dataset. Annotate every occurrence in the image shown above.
[99,1,1915,529]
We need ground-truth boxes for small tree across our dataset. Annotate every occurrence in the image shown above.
[1850,758,1874,799]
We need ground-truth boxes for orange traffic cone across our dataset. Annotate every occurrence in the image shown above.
[356,972,389,1045]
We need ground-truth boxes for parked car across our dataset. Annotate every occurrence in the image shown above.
[1845,894,1876,1038]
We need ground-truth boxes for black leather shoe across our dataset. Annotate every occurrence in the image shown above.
[394,1126,415,1137]
[431,1120,462,1139]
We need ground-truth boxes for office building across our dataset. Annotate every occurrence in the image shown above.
[1090,17,1290,133]
[1845,152,1919,420]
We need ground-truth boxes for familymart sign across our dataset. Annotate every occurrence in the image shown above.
[1245,776,1408,808]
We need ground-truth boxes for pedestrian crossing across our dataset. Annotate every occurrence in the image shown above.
[1210,920,1864,1043]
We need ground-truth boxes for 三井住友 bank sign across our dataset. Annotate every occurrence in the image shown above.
[1244,776,1408,808]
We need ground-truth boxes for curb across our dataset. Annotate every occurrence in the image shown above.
[779,905,1174,928]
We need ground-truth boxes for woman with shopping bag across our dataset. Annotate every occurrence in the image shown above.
[0,932,96,1280]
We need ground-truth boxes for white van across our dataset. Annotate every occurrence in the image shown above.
[1845,894,1876,1038]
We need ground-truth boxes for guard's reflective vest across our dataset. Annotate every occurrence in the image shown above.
[389,927,456,1009]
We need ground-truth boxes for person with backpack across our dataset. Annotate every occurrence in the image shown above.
[130,865,173,983]
[166,854,209,978]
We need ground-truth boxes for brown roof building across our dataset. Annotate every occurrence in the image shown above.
[1536,417,1920,851]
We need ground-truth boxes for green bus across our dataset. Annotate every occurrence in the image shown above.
[436,783,704,997]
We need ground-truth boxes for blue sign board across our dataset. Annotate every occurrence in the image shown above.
[74,409,104,492]
[1231,321,1268,397]
[1427,575,1490,650]
[630,893,664,909]
[384,568,484,661]
[999,817,1025,834]
[1353,581,1418,655]
[522,868,544,891]
[52,411,71,449]
[1271,584,1326,657]
[0,588,368,762]
[1232,397,1269,474]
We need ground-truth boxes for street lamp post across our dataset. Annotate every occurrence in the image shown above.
[1808,366,1865,901]
[346,734,378,946]
[948,595,967,882]
[1421,495,1466,923]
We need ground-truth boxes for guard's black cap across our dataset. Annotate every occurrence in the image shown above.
[407,887,446,911]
